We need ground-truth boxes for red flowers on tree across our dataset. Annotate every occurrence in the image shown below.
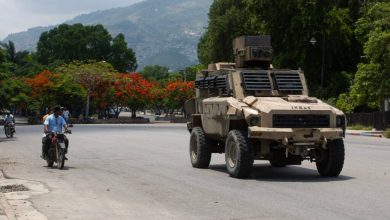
[164,81,195,110]
[27,70,59,111]
[113,73,153,118]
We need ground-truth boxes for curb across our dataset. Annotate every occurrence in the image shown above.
[346,132,384,138]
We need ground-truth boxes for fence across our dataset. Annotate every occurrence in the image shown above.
[347,111,390,130]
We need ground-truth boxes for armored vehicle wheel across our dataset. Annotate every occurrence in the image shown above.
[190,127,212,168]
[316,139,345,177]
[225,130,254,178]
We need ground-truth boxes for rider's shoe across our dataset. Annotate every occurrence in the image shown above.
[64,156,68,160]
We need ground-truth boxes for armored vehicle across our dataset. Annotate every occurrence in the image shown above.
[185,35,346,178]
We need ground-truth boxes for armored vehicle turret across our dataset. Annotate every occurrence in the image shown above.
[185,36,346,178]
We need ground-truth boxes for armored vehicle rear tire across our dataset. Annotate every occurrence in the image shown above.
[225,130,254,178]
[316,139,345,177]
[190,127,212,168]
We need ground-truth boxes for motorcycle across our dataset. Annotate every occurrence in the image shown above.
[4,122,15,138]
[45,130,71,169]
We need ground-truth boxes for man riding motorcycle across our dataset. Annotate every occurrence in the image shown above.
[42,106,71,160]
[3,111,15,132]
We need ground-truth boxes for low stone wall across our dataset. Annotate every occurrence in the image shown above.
[71,118,150,124]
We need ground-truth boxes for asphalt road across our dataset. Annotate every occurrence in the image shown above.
[0,124,389,220]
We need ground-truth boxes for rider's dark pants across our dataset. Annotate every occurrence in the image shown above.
[42,134,69,156]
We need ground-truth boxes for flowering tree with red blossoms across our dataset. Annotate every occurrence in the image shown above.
[113,73,153,118]
[27,70,58,112]
[164,81,195,113]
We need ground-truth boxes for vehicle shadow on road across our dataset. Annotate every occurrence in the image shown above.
[0,137,16,142]
[44,166,77,170]
[209,164,354,182]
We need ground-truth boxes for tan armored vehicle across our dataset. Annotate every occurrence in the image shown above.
[185,35,346,178]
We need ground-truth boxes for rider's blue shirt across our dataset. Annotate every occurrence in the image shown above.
[44,114,66,132]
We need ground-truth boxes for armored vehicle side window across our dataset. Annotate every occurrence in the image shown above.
[216,75,230,96]
[241,71,272,92]
[273,71,303,94]
[195,74,230,97]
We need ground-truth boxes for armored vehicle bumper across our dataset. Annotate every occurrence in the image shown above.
[248,127,344,142]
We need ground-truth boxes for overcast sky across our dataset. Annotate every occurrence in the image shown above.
[0,0,143,39]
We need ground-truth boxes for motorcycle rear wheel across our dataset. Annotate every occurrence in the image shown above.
[47,160,54,167]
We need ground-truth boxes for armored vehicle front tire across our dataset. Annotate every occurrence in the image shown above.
[225,130,254,178]
[190,127,212,168]
[316,139,345,177]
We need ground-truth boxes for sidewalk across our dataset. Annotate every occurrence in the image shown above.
[13,116,29,125]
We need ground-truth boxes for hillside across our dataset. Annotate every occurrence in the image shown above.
[2,0,212,70]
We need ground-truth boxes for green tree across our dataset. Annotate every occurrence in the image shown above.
[0,41,16,63]
[349,2,390,110]
[0,77,31,112]
[198,0,365,98]
[141,65,170,82]
[183,64,205,81]
[37,24,112,65]
[108,34,137,72]
[55,61,116,118]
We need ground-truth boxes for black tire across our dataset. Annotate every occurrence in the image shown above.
[47,160,54,167]
[4,126,11,138]
[225,130,254,178]
[190,127,212,168]
[316,139,345,177]
[57,148,65,169]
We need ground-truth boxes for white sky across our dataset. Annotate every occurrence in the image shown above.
[0,0,143,39]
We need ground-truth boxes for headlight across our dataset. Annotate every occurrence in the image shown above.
[249,116,261,126]
[336,115,346,137]
[336,115,345,128]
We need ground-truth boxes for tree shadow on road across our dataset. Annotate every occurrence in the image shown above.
[209,164,354,182]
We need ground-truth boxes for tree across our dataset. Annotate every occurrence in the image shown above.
[56,61,116,119]
[0,76,31,113]
[198,0,252,65]
[141,65,170,82]
[27,70,58,113]
[164,81,195,112]
[349,2,390,110]
[183,64,205,81]
[198,0,365,98]
[113,73,153,119]
[0,41,16,63]
[108,34,138,72]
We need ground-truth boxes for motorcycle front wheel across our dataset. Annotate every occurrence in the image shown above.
[4,126,11,138]
[56,147,65,169]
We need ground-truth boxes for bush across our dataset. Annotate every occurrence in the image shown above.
[347,124,373,130]
[384,129,390,139]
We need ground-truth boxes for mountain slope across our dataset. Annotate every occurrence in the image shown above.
[2,0,212,70]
